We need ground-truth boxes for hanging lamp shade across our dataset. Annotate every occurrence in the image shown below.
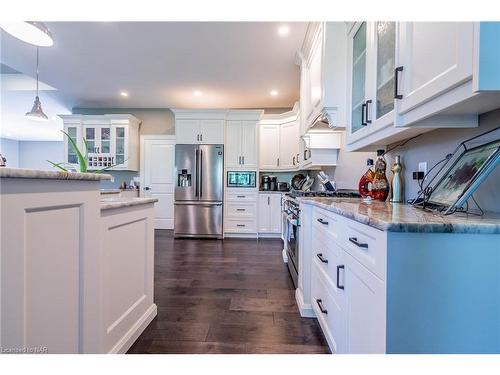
[0,21,53,47]
[25,96,48,121]
[25,47,49,122]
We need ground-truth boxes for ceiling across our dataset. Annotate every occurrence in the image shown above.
[0,22,308,109]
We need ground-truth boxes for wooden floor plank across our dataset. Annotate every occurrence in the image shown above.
[127,230,330,354]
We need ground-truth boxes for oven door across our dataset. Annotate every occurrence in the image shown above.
[285,213,299,288]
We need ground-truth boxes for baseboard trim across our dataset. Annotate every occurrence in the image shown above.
[295,288,315,318]
[282,248,288,263]
[109,303,157,354]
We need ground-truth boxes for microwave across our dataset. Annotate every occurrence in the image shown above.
[227,171,256,188]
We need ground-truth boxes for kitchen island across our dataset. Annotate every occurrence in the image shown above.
[0,168,157,353]
[297,197,500,354]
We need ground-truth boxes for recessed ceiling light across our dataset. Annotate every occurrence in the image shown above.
[278,25,289,36]
[120,91,128,97]
[270,90,279,96]
[193,90,202,97]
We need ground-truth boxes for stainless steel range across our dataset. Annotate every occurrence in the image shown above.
[282,190,361,288]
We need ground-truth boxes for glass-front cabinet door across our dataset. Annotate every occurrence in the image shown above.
[65,126,80,164]
[373,21,396,125]
[113,126,127,167]
[350,22,368,135]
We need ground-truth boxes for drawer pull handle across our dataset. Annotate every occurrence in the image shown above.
[336,265,345,290]
[237,195,246,198]
[236,224,246,227]
[349,237,368,248]
[317,218,328,225]
[236,208,246,212]
[316,253,328,264]
[316,299,328,314]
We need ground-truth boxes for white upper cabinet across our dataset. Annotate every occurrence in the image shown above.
[396,22,473,115]
[173,110,226,144]
[225,110,262,170]
[60,114,140,171]
[259,104,300,171]
[299,22,348,133]
[259,124,280,170]
[345,21,500,151]
[225,120,258,169]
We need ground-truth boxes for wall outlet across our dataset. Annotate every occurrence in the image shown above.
[418,162,428,176]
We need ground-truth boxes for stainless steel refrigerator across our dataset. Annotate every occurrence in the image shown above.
[174,144,224,239]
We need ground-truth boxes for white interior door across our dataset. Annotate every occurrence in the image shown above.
[142,138,175,229]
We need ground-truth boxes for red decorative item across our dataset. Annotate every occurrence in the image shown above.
[358,159,375,198]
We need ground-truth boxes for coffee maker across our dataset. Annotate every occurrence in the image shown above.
[261,175,278,191]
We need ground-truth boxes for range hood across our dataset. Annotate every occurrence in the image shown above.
[307,108,344,132]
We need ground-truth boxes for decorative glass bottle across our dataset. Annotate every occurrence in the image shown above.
[371,149,390,201]
[358,158,375,199]
[390,155,404,203]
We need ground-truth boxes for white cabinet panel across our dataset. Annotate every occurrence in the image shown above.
[269,194,282,233]
[279,121,299,170]
[258,194,271,232]
[225,121,242,168]
[241,121,257,168]
[259,125,280,170]
[200,119,224,144]
[345,252,386,354]
[174,119,199,144]
[397,22,474,115]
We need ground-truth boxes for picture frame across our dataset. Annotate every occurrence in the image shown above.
[427,139,500,213]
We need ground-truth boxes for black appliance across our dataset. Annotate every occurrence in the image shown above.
[269,176,277,191]
[277,182,290,191]
[283,198,300,288]
[261,175,271,190]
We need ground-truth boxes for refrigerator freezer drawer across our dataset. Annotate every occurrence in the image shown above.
[174,203,223,238]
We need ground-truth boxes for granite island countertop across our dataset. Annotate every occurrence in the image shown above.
[299,197,500,234]
[0,167,111,181]
[100,197,158,211]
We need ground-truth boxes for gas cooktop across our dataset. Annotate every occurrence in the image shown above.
[286,190,362,199]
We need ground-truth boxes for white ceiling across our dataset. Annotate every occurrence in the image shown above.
[0,22,308,109]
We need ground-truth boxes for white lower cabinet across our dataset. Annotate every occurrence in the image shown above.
[224,189,258,236]
[307,205,386,354]
[258,193,282,235]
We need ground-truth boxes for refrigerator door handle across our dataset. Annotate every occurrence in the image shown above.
[198,150,203,198]
[175,201,223,206]
[195,148,199,197]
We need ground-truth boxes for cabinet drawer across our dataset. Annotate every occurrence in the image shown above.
[312,226,347,307]
[311,261,347,353]
[226,192,258,202]
[225,202,257,218]
[312,207,343,244]
[340,218,387,280]
[225,218,257,233]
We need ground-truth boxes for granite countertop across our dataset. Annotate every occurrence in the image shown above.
[100,188,139,194]
[0,167,111,181]
[300,197,500,234]
[100,197,158,211]
[259,190,287,194]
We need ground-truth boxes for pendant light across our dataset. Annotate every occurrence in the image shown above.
[25,47,48,122]
[0,22,53,47]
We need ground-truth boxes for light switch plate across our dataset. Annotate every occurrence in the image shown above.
[418,162,428,176]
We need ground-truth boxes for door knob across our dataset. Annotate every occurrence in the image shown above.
[143,187,151,191]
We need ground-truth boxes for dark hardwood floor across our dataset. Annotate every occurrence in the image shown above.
[127,230,330,354]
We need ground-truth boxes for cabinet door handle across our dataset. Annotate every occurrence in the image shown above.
[316,299,328,314]
[317,218,328,225]
[293,156,296,165]
[200,134,203,142]
[297,153,300,163]
[361,103,367,126]
[277,158,280,167]
[197,134,199,141]
[394,66,404,99]
[336,265,345,290]
[317,253,328,264]
[349,237,368,248]
[242,156,244,165]
[143,186,151,191]
[267,196,270,205]
[238,156,241,165]
[365,100,372,124]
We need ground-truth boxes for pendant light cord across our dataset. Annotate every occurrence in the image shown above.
[36,47,39,96]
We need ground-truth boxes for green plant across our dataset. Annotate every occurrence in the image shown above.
[47,130,125,173]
